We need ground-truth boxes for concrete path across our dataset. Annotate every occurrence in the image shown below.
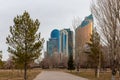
[34,71,88,80]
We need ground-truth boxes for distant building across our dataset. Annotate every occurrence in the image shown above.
[75,14,93,66]
[59,28,73,56]
[47,29,60,56]
[75,14,93,49]
[47,28,73,57]
[60,29,68,56]
[64,29,73,56]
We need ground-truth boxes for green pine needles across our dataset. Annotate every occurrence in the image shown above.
[6,11,44,80]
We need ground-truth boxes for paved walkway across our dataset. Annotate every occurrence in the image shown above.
[34,71,88,80]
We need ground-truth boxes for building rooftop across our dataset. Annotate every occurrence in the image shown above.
[77,14,93,28]
[51,29,60,39]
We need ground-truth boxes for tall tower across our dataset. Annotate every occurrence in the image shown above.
[65,29,73,56]
[75,14,93,64]
[47,28,73,57]
[60,29,68,56]
[47,29,60,56]
[75,14,93,49]
[60,29,73,57]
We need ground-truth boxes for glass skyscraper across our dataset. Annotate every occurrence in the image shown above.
[75,14,93,62]
[75,14,93,48]
[47,28,73,57]
[47,29,60,56]
[60,29,73,56]
[60,29,68,55]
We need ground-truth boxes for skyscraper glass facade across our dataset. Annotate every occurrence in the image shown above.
[76,14,93,47]
[47,28,73,57]
[75,14,93,58]
[47,29,60,56]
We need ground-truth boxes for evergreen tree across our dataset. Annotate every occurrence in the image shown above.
[85,28,102,78]
[0,51,3,68]
[6,11,44,80]
[67,54,75,71]
[91,0,120,79]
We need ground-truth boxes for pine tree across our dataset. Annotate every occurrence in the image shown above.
[6,11,44,80]
[67,54,75,71]
[85,28,102,78]
[0,51,3,68]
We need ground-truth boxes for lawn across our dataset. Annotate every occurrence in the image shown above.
[0,69,41,80]
[67,69,120,80]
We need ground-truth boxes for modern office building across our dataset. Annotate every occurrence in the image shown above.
[47,29,60,56]
[64,29,73,56]
[75,14,93,49]
[75,14,93,66]
[59,28,73,56]
[60,29,68,56]
[47,28,73,57]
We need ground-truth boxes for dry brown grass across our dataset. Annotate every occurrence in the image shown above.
[0,69,41,80]
[67,69,120,80]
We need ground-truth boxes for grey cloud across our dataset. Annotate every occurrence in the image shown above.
[0,0,91,60]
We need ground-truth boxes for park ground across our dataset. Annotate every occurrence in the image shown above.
[36,69,117,80]
[34,70,88,80]
[0,69,119,80]
[0,69,41,80]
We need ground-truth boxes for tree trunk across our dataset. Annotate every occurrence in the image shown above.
[111,68,115,80]
[97,53,101,78]
[111,57,117,80]
[95,67,99,78]
[95,68,97,77]
[97,67,100,78]
[77,63,79,72]
[24,62,27,80]
[111,75,115,80]
[111,67,116,80]
[118,69,120,80]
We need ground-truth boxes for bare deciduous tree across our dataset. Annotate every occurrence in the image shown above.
[41,51,68,69]
[72,17,82,71]
[91,0,120,79]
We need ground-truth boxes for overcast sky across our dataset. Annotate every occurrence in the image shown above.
[0,0,91,61]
